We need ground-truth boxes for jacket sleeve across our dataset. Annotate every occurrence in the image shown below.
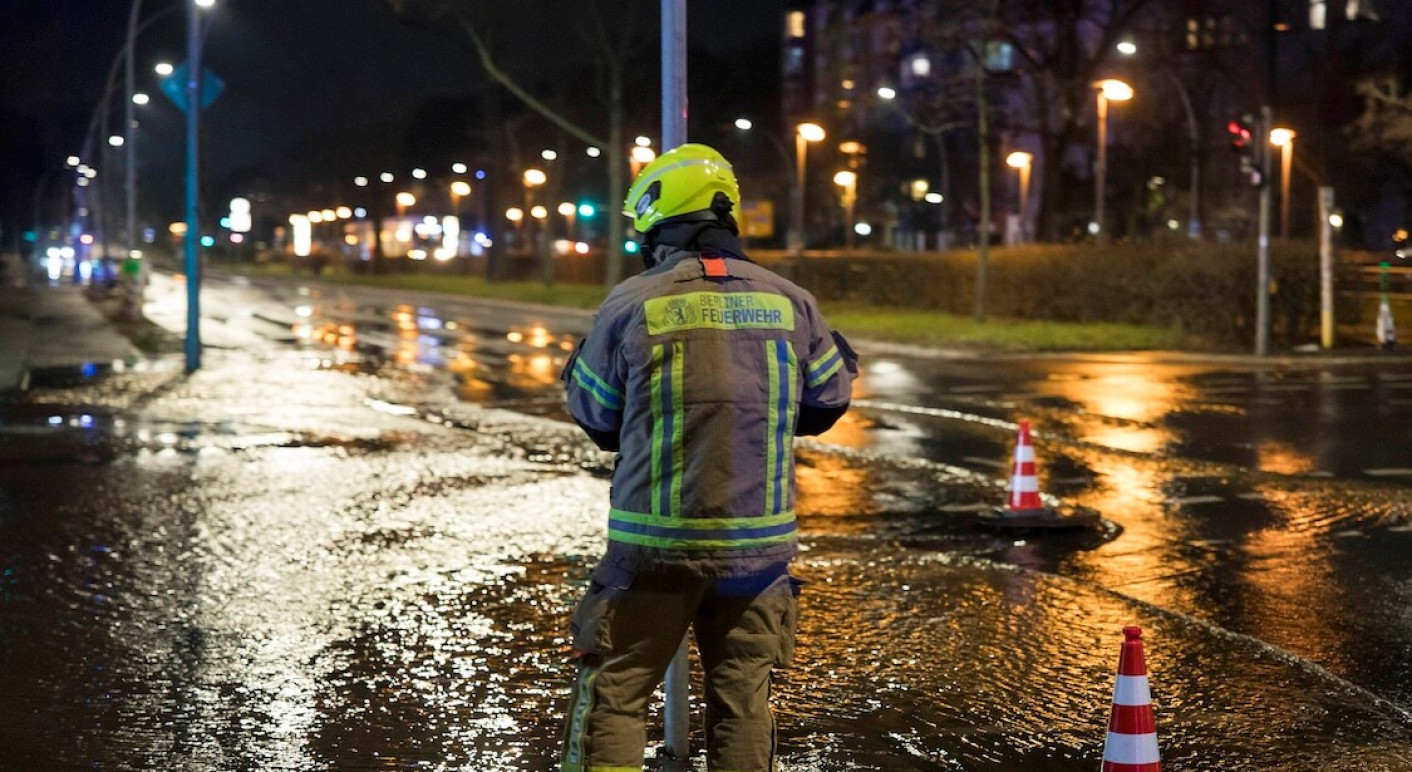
[561,305,627,450]
[800,300,857,410]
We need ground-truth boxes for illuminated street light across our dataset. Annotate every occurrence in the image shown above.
[132,92,150,105]
[154,62,174,76]
[530,205,548,219]
[1006,151,1034,243]
[833,170,858,249]
[380,172,394,183]
[1116,40,1138,56]
[1270,128,1297,240]
[450,181,471,197]
[320,208,335,221]
[108,135,125,147]
[354,176,369,187]
[66,155,80,167]
[924,192,944,204]
[876,86,896,100]
[195,0,215,7]
[451,162,468,174]
[635,135,652,147]
[734,117,753,130]
[541,149,558,161]
[506,207,524,222]
[1093,79,1133,241]
[586,146,601,158]
[411,168,427,180]
[793,122,826,253]
[335,206,352,219]
[629,146,657,177]
[558,202,576,216]
[523,168,547,187]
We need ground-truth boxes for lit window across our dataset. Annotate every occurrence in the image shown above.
[787,11,805,39]
[1186,18,1198,49]
[1310,0,1326,29]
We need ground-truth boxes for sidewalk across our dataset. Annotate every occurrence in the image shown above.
[0,254,142,392]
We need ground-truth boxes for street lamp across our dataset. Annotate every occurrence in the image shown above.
[558,201,577,239]
[450,180,471,213]
[1270,127,1296,241]
[794,122,826,254]
[832,170,857,250]
[629,146,657,178]
[1006,151,1033,243]
[1093,79,1133,242]
[395,191,415,217]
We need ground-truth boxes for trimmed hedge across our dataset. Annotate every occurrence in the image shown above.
[757,242,1341,349]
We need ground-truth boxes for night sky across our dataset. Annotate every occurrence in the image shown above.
[0,0,786,248]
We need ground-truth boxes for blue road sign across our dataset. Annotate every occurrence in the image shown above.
[159,63,224,113]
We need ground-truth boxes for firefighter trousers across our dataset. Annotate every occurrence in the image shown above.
[559,566,801,772]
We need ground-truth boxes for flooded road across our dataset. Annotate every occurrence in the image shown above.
[2,272,1410,770]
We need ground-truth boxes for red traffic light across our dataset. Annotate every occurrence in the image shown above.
[1226,120,1251,148]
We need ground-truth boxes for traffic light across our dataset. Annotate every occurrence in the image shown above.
[1227,114,1262,187]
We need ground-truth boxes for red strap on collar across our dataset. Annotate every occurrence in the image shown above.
[700,255,729,278]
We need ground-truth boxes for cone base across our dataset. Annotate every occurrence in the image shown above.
[983,506,1102,531]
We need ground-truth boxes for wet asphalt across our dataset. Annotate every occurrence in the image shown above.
[1,270,1411,771]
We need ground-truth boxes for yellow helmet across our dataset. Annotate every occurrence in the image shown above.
[623,143,740,233]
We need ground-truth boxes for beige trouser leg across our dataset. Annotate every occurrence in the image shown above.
[560,569,798,772]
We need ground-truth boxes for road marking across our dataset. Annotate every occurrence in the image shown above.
[950,384,1002,394]
[962,456,1009,469]
[940,503,993,513]
[1364,468,1412,477]
[1171,495,1225,506]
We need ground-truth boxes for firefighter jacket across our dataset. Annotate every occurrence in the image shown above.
[563,248,856,577]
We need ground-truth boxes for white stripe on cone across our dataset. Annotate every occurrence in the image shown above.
[1010,476,1040,493]
[1103,731,1161,765]
[1112,674,1152,706]
[1014,445,1035,463]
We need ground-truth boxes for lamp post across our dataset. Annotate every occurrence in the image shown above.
[629,146,657,180]
[523,167,550,284]
[183,0,216,372]
[1093,79,1133,243]
[1005,151,1033,243]
[733,117,794,246]
[832,170,857,250]
[557,201,577,241]
[1269,127,1296,241]
[794,122,825,257]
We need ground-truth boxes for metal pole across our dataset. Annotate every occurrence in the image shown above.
[1018,162,1030,243]
[1166,73,1201,239]
[1318,186,1335,349]
[1280,140,1293,241]
[125,0,141,263]
[794,131,806,256]
[660,0,690,761]
[184,0,202,372]
[1255,105,1273,356]
[1095,92,1107,243]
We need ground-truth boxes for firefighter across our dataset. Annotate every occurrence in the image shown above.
[559,143,856,771]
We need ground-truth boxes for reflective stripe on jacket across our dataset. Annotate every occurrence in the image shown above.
[564,251,854,575]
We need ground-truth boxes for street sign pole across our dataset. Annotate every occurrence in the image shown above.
[183,0,202,372]
[1255,105,1273,356]
[1318,186,1335,349]
[660,0,690,762]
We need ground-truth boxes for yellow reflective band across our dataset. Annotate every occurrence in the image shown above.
[644,291,795,335]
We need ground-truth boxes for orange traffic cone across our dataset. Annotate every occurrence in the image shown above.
[1102,626,1161,772]
[1002,420,1053,518]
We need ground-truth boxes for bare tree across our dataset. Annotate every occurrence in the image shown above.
[387,0,648,286]
[992,0,1160,239]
